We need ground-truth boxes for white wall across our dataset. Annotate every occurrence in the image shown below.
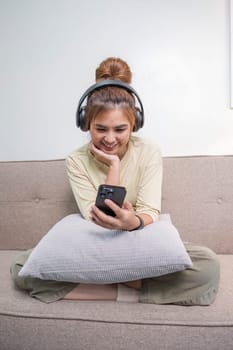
[0,0,232,160]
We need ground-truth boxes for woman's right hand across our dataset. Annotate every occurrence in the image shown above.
[89,142,120,167]
[89,142,120,185]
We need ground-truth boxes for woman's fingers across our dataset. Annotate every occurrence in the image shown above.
[104,199,122,216]
[89,142,119,165]
[90,200,136,231]
[122,200,134,211]
[90,204,118,229]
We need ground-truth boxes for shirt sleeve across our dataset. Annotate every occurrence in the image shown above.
[135,144,162,222]
[66,155,97,220]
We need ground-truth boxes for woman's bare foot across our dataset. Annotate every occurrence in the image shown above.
[64,283,117,300]
[124,280,141,289]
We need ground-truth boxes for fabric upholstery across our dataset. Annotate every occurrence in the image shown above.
[1,251,233,350]
[1,156,233,253]
[1,156,233,350]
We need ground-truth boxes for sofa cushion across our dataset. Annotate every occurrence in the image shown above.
[18,214,192,283]
[1,250,232,324]
[1,156,233,254]
[1,251,233,350]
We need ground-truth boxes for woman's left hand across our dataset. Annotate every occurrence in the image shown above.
[90,199,141,231]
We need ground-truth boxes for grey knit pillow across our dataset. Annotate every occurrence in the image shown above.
[19,214,192,283]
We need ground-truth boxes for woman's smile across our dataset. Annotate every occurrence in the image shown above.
[101,141,118,152]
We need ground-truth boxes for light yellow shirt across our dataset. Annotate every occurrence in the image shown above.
[66,136,162,221]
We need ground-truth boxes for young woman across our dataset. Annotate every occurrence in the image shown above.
[11,57,220,304]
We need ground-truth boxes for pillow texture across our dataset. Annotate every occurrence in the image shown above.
[19,214,192,283]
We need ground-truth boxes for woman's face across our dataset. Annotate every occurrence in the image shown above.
[89,108,132,159]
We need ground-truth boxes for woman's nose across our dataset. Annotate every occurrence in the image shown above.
[104,132,116,143]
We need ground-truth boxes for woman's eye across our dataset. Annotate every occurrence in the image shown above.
[95,127,126,133]
[116,129,126,133]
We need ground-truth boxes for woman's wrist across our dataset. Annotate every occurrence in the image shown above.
[109,158,120,169]
[106,160,120,185]
[129,215,145,231]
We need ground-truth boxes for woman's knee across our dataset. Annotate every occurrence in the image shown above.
[186,244,220,287]
[10,251,33,291]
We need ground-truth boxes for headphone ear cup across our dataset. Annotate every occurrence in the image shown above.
[133,107,143,132]
[77,106,88,131]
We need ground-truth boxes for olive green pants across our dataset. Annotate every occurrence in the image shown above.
[11,243,220,305]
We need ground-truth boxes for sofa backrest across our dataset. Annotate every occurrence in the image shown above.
[0,156,232,253]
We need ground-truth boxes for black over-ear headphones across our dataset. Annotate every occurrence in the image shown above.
[76,79,144,132]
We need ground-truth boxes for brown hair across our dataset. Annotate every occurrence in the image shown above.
[95,57,132,83]
[84,57,137,131]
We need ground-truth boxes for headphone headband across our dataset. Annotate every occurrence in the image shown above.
[76,79,144,132]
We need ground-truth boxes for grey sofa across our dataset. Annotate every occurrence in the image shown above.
[0,156,233,350]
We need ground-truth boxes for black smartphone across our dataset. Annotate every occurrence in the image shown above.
[95,184,127,217]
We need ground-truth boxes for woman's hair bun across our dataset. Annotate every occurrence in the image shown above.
[95,57,132,84]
